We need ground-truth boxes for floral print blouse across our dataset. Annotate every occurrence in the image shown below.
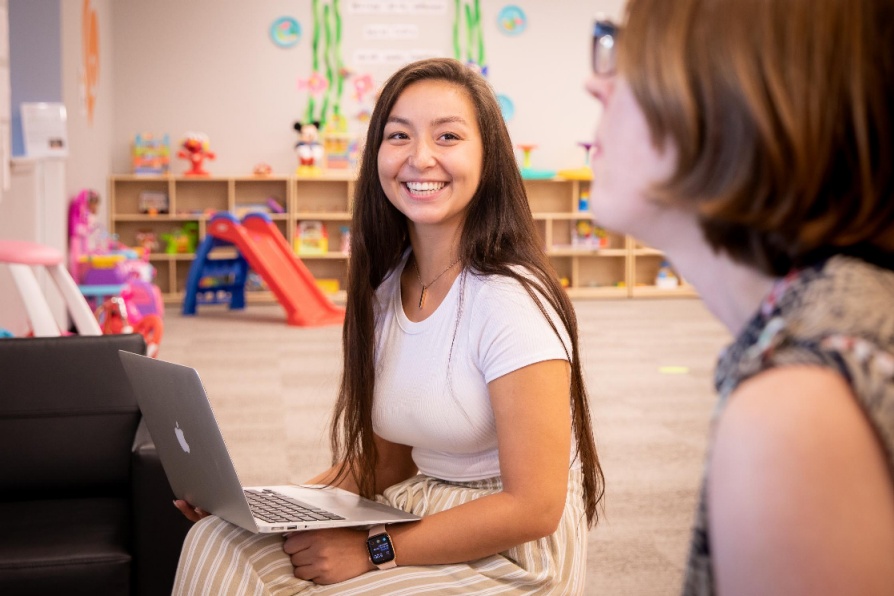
[683,255,894,594]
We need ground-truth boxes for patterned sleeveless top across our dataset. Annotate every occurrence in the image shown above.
[683,255,894,594]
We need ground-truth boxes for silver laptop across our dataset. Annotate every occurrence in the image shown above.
[119,351,420,534]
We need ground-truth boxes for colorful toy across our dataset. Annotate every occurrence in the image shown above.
[655,261,680,289]
[135,229,160,253]
[572,219,607,248]
[517,144,556,180]
[294,121,324,175]
[294,220,328,255]
[68,188,165,352]
[183,212,344,326]
[518,144,537,169]
[267,197,285,214]
[253,162,273,176]
[572,191,609,250]
[557,142,596,181]
[67,189,103,278]
[161,222,199,254]
[132,133,171,175]
[245,271,269,292]
[78,251,164,311]
[322,114,352,170]
[94,295,164,357]
[339,226,351,254]
[315,278,340,294]
[86,251,165,356]
[138,190,169,215]
[177,132,216,176]
[578,187,590,211]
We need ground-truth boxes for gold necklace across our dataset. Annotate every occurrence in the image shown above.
[412,255,461,309]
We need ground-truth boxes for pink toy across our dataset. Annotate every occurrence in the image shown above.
[90,256,165,357]
[68,189,102,280]
[178,133,216,176]
[68,189,165,353]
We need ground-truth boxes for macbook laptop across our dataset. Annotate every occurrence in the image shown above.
[119,351,420,534]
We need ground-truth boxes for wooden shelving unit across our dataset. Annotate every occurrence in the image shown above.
[526,178,628,299]
[290,172,354,303]
[108,174,695,303]
[524,178,695,299]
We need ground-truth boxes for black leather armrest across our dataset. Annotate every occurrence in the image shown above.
[131,419,193,596]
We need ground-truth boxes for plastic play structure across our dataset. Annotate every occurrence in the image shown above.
[0,239,102,337]
[68,189,165,356]
[76,251,165,357]
[516,144,557,180]
[182,212,345,326]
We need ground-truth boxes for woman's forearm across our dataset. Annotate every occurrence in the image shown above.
[385,486,567,566]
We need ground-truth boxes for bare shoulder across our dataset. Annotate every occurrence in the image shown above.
[708,366,894,596]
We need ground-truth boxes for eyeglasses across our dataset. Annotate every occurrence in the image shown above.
[592,19,619,76]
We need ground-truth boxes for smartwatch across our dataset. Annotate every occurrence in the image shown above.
[366,524,397,569]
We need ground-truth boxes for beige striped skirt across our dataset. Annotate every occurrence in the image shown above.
[173,470,587,595]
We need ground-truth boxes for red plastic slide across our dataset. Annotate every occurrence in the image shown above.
[206,214,344,326]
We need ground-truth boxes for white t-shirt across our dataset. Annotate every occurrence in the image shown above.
[372,253,572,481]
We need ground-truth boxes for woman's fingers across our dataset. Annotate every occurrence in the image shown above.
[173,499,210,522]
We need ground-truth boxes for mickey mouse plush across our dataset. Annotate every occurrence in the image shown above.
[294,121,324,174]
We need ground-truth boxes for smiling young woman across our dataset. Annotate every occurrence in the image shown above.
[171,58,604,595]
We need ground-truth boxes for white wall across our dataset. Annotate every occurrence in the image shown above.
[109,0,624,176]
[62,0,114,224]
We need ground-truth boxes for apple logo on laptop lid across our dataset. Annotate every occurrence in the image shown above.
[175,421,191,453]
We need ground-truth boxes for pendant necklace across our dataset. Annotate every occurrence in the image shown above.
[412,255,461,309]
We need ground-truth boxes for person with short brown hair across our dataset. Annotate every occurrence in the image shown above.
[587,0,894,594]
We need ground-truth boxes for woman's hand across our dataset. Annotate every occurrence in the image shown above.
[173,499,211,522]
[283,528,374,584]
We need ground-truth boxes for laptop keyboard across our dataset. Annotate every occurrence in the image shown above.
[244,489,346,524]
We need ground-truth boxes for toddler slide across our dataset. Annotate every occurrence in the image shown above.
[205,213,344,326]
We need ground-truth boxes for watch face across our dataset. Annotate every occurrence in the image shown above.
[367,533,395,565]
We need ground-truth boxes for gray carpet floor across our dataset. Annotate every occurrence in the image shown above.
[159,298,730,595]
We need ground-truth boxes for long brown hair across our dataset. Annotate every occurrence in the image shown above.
[329,58,604,526]
[622,0,894,275]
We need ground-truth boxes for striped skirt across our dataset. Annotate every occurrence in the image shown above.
[173,471,587,595]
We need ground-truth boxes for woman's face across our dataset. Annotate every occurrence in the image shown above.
[586,74,678,243]
[377,79,483,236]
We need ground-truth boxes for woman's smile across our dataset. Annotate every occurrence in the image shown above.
[403,180,449,199]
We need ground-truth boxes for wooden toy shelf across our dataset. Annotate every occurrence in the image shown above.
[108,174,695,303]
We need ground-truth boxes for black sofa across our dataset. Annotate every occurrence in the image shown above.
[0,334,192,596]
